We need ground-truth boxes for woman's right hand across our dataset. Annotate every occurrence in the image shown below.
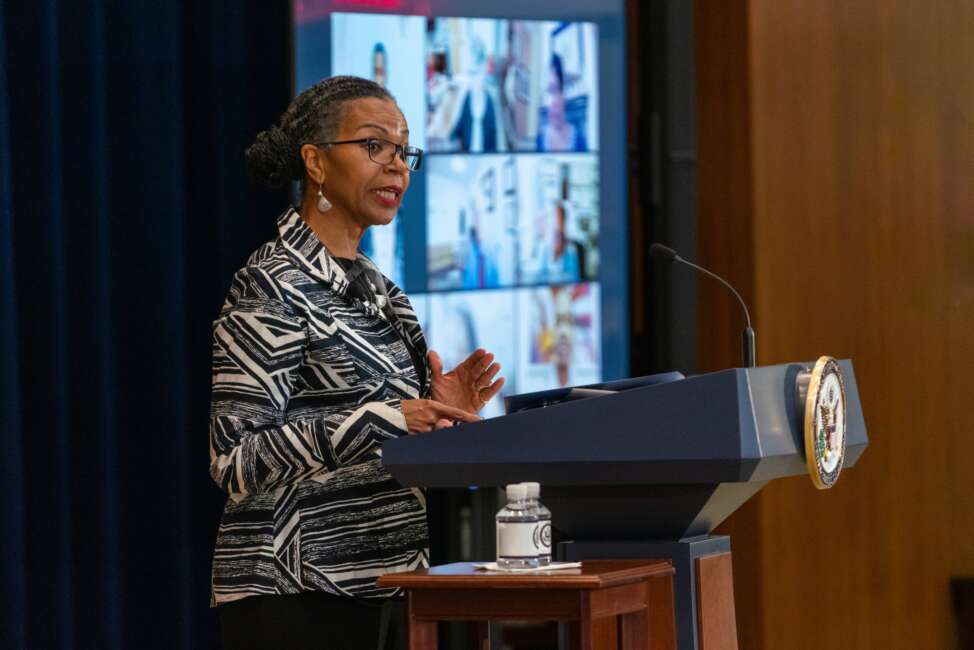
[401,399,482,433]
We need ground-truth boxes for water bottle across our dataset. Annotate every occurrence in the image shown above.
[523,482,552,565]
[496,484,540,569]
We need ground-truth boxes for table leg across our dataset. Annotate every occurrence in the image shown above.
[647,575,677,650]
[476,621,490,650]
[568,617,616,650]
[567,620,595,650]
[580,590,596,650]
[406,591,438,650]
[407,619,437,650]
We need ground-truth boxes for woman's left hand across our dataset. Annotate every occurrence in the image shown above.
[429,348,505,414]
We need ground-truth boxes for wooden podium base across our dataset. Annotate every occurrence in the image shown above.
[560,536,738,650]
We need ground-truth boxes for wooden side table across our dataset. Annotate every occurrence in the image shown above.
[377,559,676,650]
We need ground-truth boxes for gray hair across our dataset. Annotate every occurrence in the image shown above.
[244,76,395,188]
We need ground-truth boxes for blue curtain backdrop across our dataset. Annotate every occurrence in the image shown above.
[0,2,290,647]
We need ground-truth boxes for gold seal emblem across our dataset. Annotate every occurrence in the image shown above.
[802,356,847,489]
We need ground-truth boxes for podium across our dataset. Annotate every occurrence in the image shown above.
[382,360,868,650]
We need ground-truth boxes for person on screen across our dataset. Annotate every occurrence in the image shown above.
[537,53,587,152]
[450,36,499,152]
[537,202,582,282]
[498,21,533,149]
[552,287,576,386]
[211,76,505,650]
[529,287,574,387]
[361,40,408,286]
[359,43,385,261]
[460,206,501,288]
[372,42,387,87]
[528,285,589,387]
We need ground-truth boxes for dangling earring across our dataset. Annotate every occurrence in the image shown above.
[317,184,332,213]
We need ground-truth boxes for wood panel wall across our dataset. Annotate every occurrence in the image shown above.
[696,0,974,647]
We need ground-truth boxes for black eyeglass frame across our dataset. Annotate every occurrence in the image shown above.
[315,137,424,171]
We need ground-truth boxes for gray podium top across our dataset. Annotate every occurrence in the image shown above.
[382,360,868,540]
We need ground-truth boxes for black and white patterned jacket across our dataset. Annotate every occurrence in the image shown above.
[209,208,431,605]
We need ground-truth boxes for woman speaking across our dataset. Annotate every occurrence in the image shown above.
[210,76,504,649]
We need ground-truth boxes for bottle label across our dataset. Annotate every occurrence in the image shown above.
[533,522,552,553]
[497,521,538,558]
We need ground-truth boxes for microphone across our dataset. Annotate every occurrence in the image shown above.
[649,243,756,368]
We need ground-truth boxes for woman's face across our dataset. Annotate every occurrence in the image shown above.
[320,97,411,228]
[545,64,565,119]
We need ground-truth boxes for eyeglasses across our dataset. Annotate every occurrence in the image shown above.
[316,137,424,171]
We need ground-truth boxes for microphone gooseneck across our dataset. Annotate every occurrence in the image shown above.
[650,242,757,367]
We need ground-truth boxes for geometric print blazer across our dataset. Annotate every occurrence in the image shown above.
[210,208,431,605]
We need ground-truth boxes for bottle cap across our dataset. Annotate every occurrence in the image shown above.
[523,482,540,498]
[505,483,527,501]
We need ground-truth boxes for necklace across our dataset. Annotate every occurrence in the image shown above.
[341,259,388,316]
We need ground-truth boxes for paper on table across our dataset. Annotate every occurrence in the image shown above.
[472,561,582,573]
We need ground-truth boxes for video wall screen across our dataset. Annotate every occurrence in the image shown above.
[295,3,626,418]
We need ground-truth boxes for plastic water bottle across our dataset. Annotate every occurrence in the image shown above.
[523,482,552,565]
[496,484,540,569]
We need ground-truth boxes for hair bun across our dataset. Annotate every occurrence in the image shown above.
[244,126,302,188]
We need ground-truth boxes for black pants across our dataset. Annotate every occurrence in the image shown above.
[218,591,406,650]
